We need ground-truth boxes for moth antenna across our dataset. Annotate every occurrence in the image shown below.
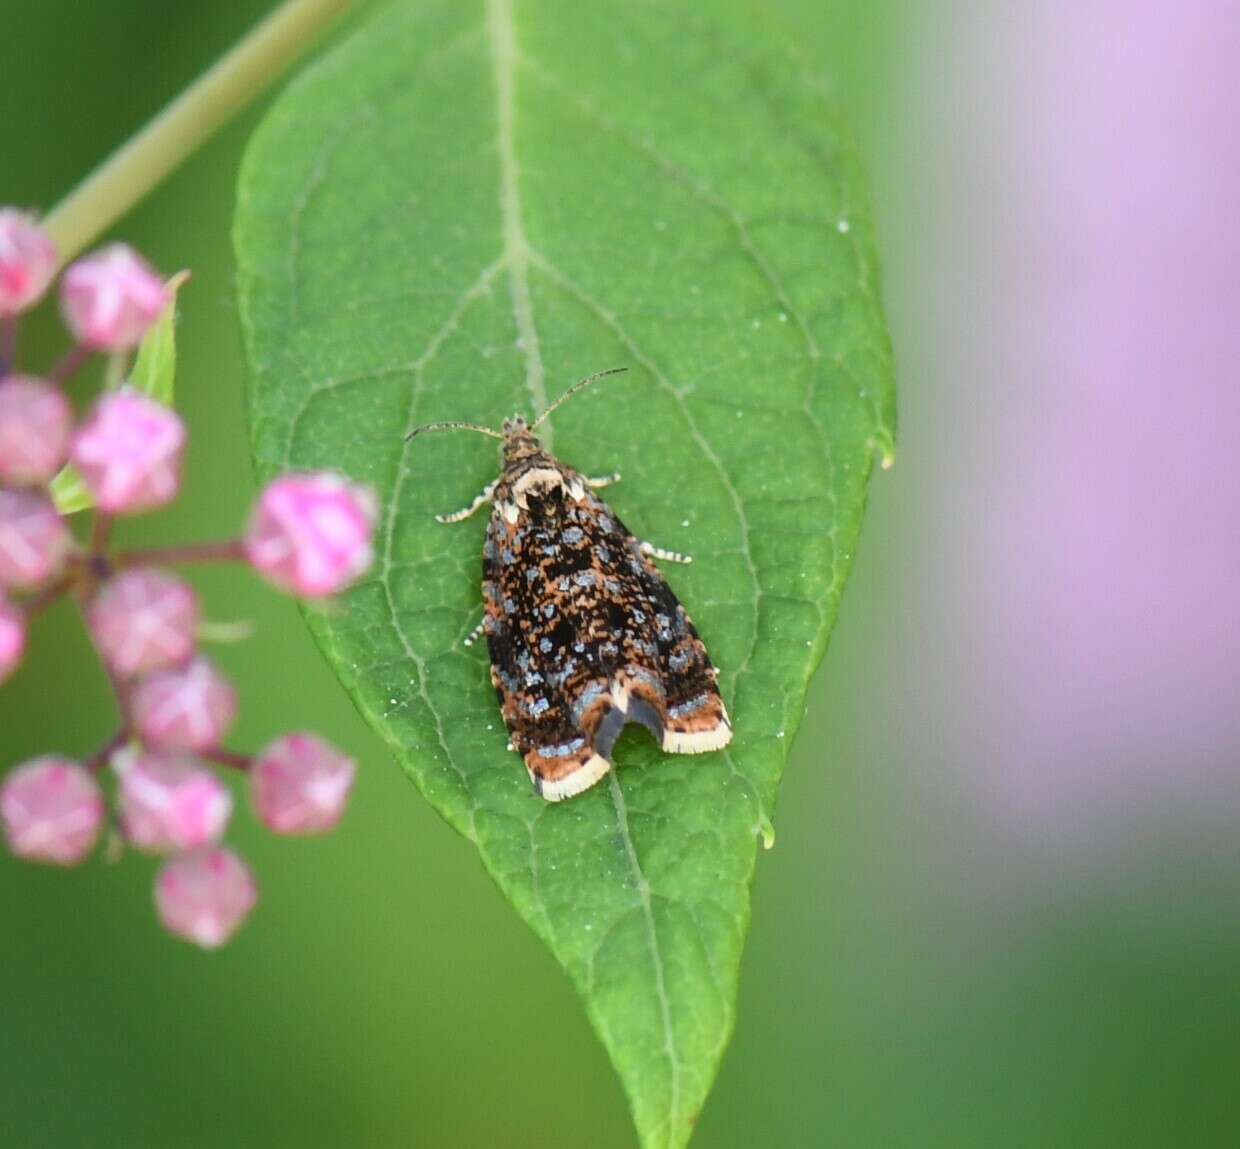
[532,367,629,430]
[405,420,505,442]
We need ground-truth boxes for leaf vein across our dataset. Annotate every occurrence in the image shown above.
[285,106,376,329]
[522,55,842,527]
[374,258,506,837]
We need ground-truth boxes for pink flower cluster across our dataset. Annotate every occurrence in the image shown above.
[0,212,376,948]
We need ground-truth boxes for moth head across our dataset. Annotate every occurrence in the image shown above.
[500,416,545,465]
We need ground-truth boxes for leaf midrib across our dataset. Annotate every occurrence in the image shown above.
[487,1,688,1139]
[489,0,548,432]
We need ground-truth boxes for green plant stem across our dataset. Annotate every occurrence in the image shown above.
[43,0,356,265]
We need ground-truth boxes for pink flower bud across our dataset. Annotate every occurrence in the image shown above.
[70,390,185,514]
[0,210,57,316]
[130,654,237,753]
[245,473,377,598]
[1,756,104,865]
[88,568,198,679]
[117,751,232,852]
[251,732,356,835]
[59,244,167,350]
[0,375,74,486]
[154,847,257,949]
[0,593,25,683]
[0,488,70,590]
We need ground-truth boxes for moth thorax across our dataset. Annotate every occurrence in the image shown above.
[512,465,580,508]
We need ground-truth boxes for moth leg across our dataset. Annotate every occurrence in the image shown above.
[583,472,621,489]
[640,540,693,564]
[462,616,485,648]
[435,480,497,524]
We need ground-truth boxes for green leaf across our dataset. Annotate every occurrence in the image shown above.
[50,271,188,515]
[234,2,895,1145]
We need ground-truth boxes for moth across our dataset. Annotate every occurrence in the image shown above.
[409,369,732,801]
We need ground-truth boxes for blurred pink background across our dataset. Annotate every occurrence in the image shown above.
[859,2,1240,862]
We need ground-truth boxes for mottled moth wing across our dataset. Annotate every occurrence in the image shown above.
[483,466,730,801]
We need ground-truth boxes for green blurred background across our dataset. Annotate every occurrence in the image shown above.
[3,2,1238,1146]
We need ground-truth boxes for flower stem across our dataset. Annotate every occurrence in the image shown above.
[85,728,131,774]
[43,0,356,265]
[118,539,247,568]
[23,573,76,618]
[0,314,17,374]
[47,343,93,385]
[203,747,252,772]
[102,351,130,392]
[90,512,114,556]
